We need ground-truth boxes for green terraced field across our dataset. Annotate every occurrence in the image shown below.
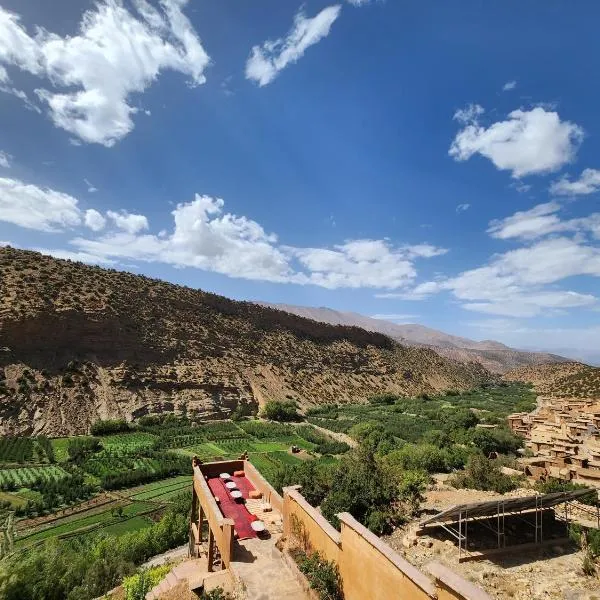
[15,500,157,547]
[98,515,153,536]
[0,465,68,487]
[100,432,158,452]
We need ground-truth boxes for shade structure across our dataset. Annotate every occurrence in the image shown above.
[420,488,596,526]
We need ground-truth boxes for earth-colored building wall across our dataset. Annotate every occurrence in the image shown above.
[337,513,436,600]
[244,460,284,514]
[283,486,341,564]
[192,466,235,568]
[281,487,492,600]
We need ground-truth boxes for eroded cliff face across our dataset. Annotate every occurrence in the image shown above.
[0,247,494,435]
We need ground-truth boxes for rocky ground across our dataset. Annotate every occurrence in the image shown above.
[385,479,600,599]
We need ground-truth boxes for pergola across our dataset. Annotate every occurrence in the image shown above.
[418,488,597,561]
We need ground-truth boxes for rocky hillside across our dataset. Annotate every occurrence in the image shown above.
[260,303,567,373]
[504,362,600,399]
[0,247,493,435]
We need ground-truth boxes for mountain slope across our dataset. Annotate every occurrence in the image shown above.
[0,247,493,435]
[259,303,567,374]
[504,362,600,399]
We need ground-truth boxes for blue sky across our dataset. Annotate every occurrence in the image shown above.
[0,0,599,361]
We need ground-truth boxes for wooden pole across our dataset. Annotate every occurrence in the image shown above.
[207,528,215,572]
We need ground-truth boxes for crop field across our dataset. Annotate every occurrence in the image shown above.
[50,437,74,462]
[0,465,68,487]
[129,477,191,501]
[15,499,158,548]
[306,383,536,443]
[100,432,157,452]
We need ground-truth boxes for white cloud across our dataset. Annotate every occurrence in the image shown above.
[84,178,98,193]
[73,195,294,283]
[23,193,443,289]
[84,209,106,232]
[453,103,484,125]
[0,150,11,168]
[0,177,81,232]
[550,168,600,196]
[0,1,209,146]
[487,202,563,240]
[375,281,442,300]
[346,0,370,4]
[107,210,149,234]
[502,80,517,92]
[456,203,470,213]
[449,106,584,178]
[33,247,116,266]
[487,201,600,241]
[291,239,446,289]
[245,5,341,87]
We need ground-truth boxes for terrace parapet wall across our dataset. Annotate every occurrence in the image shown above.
[281,486,492,600]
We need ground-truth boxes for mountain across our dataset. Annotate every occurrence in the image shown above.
[258,303,568,374]
[504,362,600,399]
[0,247,493,435]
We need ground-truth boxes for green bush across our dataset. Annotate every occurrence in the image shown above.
[292,549,343,600]
[90,419,131,436]
[261,401,301,422]
[469,427,522,456]
[450,453,519,494]
[123,565,171,600]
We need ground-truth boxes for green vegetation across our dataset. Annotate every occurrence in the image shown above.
[261,400,301,422]
[0,491,191,600]
[90,418,132,436]
[291,549,343,600]
[123,564,171,600]
[449,453,522,493]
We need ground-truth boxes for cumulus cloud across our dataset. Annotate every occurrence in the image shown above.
[449,106,584,178]
[487,202,564,240]
[401,237,600,317]
[0,1,209,146]
[487,202,600,241]
[550,168,600,196]
[107,210,149,234]
[0,150,10,168]
[456,203,470,213]
[245,5,341,87]
[0,177,81,232]
[84,209,106,232]
[502,80,517,92]
[15,193,442,289]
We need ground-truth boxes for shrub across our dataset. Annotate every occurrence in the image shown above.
[368,392,398,405]
[469,427,522,456]
[261,400,301,422]
[123,565,171,600]
[450,453,519,493]
[90,419,131,436]
[292,549,343,600]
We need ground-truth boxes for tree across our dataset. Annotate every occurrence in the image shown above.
[470,427,522,456]
[261,401,301,422]
[320,445,398,535]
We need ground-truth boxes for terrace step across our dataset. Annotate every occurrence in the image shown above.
[145,559,207,600]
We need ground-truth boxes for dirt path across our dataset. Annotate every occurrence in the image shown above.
[297,422,357,448]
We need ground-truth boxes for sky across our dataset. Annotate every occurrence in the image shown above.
[0,0,599,363]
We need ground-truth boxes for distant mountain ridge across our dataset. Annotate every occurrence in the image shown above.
[258,303,568,374]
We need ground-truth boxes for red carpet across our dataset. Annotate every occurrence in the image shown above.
[207,476,257,540]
